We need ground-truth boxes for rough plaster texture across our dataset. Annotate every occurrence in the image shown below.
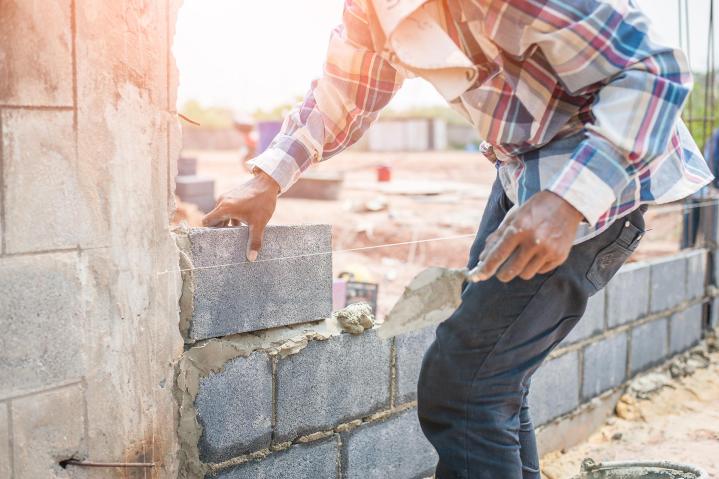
[196,353,273,463]
[650,255,688,313]
[528,351,580,426]
[582,332,628,399]
[1,110,95,253]
[630,318,669,374]
[11,385,85,479]
[342,410,438,479]
[670,304,704,354]
[0,403,9,479]
[275,330,391,441]
[563,290,605,345]
[0,0,73,106]
[395,325,436,404]
[182,225,333,340]
[606,263,650,328]
[0,1,184,477]
[0,253,86,395]
[210,438,339,479]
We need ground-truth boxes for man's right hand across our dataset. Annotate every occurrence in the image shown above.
[202,170,280,262]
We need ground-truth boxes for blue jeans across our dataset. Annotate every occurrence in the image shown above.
[417,178,645,479]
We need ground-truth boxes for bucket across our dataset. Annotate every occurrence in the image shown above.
[571,458,708,479]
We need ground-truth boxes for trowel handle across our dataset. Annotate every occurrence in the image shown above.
[464,263,484,283]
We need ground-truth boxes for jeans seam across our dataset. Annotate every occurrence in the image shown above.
[461,270,559,478]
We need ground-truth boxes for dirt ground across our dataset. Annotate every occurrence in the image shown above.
[180,148,688,318]
[541,341,719,478]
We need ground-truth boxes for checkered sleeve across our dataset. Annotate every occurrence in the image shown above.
[248,0,404,192]
[495,0,693,226]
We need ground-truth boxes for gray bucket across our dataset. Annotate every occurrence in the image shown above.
[571,458,709,479]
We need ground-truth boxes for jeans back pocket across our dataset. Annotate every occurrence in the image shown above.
[586,215,645,291]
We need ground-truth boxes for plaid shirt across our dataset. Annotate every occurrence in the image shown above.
[250,0,713,239]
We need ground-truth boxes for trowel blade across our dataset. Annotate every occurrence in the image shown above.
[378,267,467,339]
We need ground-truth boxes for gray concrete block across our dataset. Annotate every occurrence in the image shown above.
[276,331,391,441]
[342,410,438,479]
[176,175,215,197]
[196,353,273,463]
[2,110,97,253]
[0,0,73,106]
[582,333,628,400]
[395,326,436,404]
[0,253,86,397]
[630,318,669,375]
[649,255,688,313]
[670,304,704,354]
[686,249,707,300]
[606,263,650,328]
[186,225,333,340]
[0,403,9,479]
[210,438,339,479]
[178,156,198,176]
[563,290,606,345]
[712,298,719,330]
[11,385,85,479]
[528,351,580,426]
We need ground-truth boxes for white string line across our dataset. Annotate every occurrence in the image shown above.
[158,198,719,276]
[158,233,477,276]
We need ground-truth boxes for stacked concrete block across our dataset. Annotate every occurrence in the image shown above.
[0,253,86,394]
[528,351,580,426]
[195,353,273,463]
[211,438,339,479]
[395,326,436,403]
[563,290,606,345]
[650,255,688,313]
[670,304,704,354]
[582,333,628,399]
[630,318,669,374]
[176,175,216,213]
[606,263,650,328]
[341,410,438,479]
[275,331,391,440]
[11,385,85,478]
[178,156,199,176]
[686,249,707,300]
[184,225,333,341]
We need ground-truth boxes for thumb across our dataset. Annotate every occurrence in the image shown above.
[203,202,227,227]
[246,221,266,262]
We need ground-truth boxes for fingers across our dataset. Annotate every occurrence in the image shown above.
[203,203,229,227]
[475,225,522,280]
[518,255,546,280]
[246,220,267,262]
[496,245,537,282]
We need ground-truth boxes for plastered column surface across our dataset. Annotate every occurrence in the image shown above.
[0,1,185,477]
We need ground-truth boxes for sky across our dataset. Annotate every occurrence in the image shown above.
[174,0,719,113]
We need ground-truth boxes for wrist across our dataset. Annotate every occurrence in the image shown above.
[252,167,281,195]
[542,190,585,223]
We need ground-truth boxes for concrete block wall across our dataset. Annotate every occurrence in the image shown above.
[0,1,184,478]
[530,249,710,431]
[177,226,714,478]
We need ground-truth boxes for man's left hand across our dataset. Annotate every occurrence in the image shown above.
[472,191,584,282]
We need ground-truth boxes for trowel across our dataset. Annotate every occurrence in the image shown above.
[378,264,484,338]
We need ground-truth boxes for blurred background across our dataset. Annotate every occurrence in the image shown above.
[171,0,719,319]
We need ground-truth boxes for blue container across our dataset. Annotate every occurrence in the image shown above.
[257,121,283,154]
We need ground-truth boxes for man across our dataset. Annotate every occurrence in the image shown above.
[203,1,713,477]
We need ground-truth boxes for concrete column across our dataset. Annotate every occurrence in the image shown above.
[0,1,184,477]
